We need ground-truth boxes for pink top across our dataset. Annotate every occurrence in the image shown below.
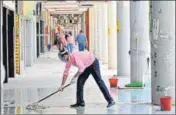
[59,34,67,47]
[67,36,75,44]
[63,51,95,76]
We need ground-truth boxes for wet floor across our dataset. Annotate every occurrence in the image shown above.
[2,84,175,114]
[1,47,175,114]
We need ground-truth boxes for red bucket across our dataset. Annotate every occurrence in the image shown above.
[160,96,172,111]
[109,78,118,88]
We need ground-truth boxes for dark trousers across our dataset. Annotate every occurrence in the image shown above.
[76,58,113,104]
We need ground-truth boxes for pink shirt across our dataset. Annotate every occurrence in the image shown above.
[59,34,67,47]
[67,36,75,44]
[63,51,95,76]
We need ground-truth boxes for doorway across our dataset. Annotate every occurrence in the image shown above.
[8,10,15,78]
[40,20,44,53]
[2,7,15,83]
[36,22,40,57]
[3,7,8,83]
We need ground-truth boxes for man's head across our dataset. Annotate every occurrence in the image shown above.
[79,30,83,34]
[63,52,69,61]
[59,50,69,62]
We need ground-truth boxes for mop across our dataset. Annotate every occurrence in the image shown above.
[26,82,74,110]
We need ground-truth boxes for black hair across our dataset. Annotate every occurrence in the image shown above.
[61,51,68,57]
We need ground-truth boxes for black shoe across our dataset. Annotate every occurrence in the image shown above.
[107,101,115,108]
[70,103,85,108]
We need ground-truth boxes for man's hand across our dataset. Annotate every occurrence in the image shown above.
[58,85,64,91]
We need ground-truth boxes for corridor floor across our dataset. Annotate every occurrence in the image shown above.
[2,46,175,114]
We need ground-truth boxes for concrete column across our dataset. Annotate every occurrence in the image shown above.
[116,1,130,76]
[108,1,117,69]
[97,5,103,60]
[151,1,175,105]
[93,5,98,57]
[91,8,95,53]
[102,3,108,64]
[32,17,37,62]
[130,1,149,82]
[81,15,84,31]
[88,8,94,52]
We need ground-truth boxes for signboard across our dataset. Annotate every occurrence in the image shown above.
[15,15,20,74]
[23,1,35,16]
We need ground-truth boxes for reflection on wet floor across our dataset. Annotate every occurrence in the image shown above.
[2,49,174,114]
[2,85,175,114]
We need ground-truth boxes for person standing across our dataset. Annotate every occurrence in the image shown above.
[67,32,75,53]
[76,30,87,51]
[59,51,115,108]
[59,32,67,51]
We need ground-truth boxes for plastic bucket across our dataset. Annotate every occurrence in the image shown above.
[109,78,118,88]
[160,96,172,111]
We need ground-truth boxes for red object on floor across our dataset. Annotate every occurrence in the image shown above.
[160,96,172,111]
[109,77,118,88]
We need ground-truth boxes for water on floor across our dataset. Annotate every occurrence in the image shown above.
[1,47,175,114]
[2,83,175,114]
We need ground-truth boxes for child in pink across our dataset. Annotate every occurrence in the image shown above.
[59,33,67,50]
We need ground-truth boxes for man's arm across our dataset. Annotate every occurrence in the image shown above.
[60,57,73,86]
[61,75,68,86]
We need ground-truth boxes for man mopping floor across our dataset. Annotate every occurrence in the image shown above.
[59,50,115,108]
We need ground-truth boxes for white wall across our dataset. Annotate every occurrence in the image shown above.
[3,1,15,11]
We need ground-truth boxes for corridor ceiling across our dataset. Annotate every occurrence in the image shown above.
[42,1,107,25]
[42,1,107,14]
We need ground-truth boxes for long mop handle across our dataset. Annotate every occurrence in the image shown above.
[37,83,72,103]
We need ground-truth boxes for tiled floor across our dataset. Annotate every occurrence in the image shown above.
[1,46,175,114]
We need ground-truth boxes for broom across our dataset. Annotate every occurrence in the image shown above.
[26,82,74,110]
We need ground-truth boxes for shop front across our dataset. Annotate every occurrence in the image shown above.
[2,1,15,83]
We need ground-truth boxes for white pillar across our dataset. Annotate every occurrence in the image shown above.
[108,1,117,69]
[151,1,175,105]
[33,17,37,62]
[89,8,94,53]
[116,1,130,76]
[93,5,98,57]
[102,3,108,64]
[130,1,149,82]
[91,8,95,53]
[97,5,103,60]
